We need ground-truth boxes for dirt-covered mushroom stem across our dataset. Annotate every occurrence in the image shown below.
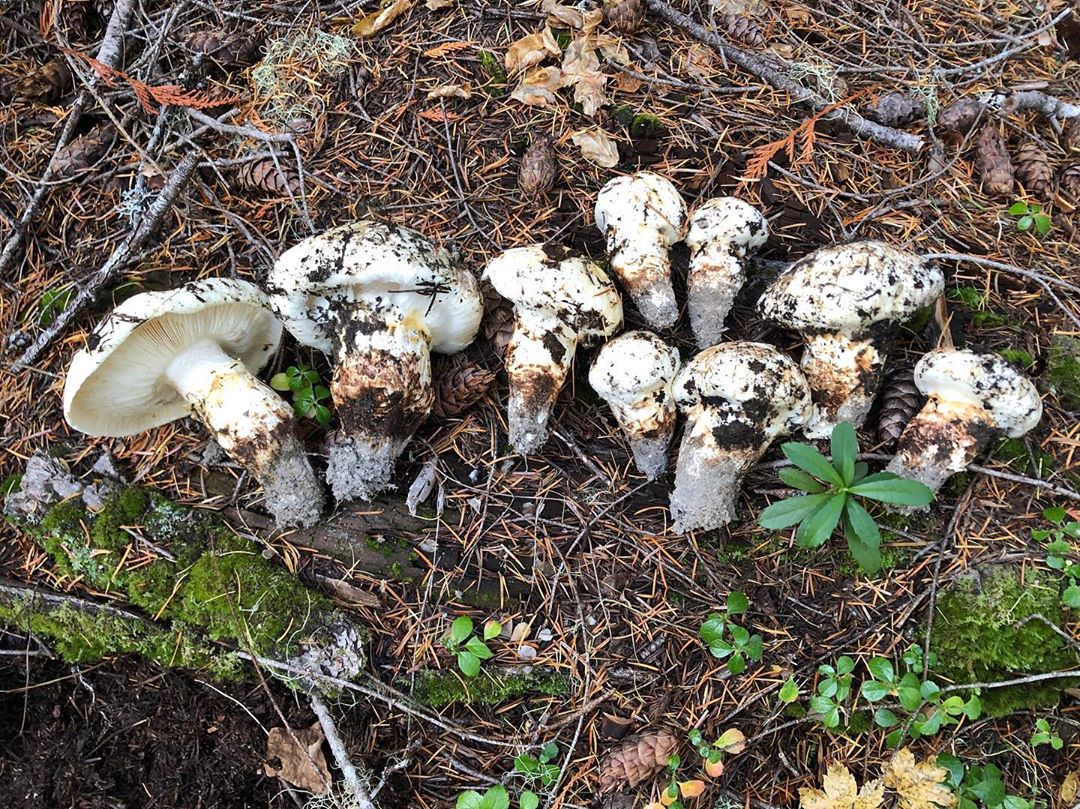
[670,342,811,533]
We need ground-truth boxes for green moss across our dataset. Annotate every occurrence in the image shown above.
[411,668,571,707]
[1048,335,1080,410]
[997,348,1035,370]
[970,310,1011,329]
[930,565,1079,716]
[947,286,985,309]
[630,113,665,139]
[992,437,1055,478]
[477,51,507,95]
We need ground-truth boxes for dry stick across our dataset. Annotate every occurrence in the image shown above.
[13,151,199,370]
[643,0,925,153]
[0,0,134,280]
[310,692,377,809]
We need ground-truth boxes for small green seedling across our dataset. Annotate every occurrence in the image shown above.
[1007,201,1051,236]
[688,727,746,777]
[38,286,73,326]
[456,785,510,809]
[778,677,800,704]
[1035,506,1080,608]
[270,364,332,424]
[444,616,501,677]
[810,656,854,729]
[759,422,934,573]
[937,755,1035,809]
[514,742,560,789]
[700,592,763,675]
[1030,717,1063,750]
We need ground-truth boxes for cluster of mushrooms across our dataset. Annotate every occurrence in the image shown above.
[62,173,1043,534]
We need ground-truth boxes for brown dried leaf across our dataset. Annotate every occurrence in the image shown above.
[683,44,717,80]
[505,27,561,74]
[882,749,956,809]
[574,73,608,116]
[264,723,330,795]
[571,127,619,167]
[426,83,472,100]
[353,0,413,38]
[799,763,884,809]
[510,66,563,106]
[613,70,644,93]
[561,38,608,116]
[1061,769,1080,804]
[975,124,1014,197]
[426,0,456,8]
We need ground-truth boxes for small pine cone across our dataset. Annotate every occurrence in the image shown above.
[1013,142,1053,200]
[1060,164,1080,201]
[1064,117,1080,152]
[604,0,644,34]
[234,157,300,196]
[937,98,984,142]
[92,0,116,18]
[518,134,557,199]
[599,729,679,794]
[866,91,924,128]
[974,124,1014,197]
[876,368,921,446]
[51,124,112,177]
[725,14,766,49]
[432,364,496,418]
[187,29,262,68]
[59,0,92,44]
[11,59,73,103]
[481,281,515,357]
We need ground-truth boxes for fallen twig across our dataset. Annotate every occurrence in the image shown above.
[311,692,377,809]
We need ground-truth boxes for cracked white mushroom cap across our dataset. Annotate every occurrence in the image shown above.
[63,278,324,527]
[670,341,812,533]
[484,244,623,454]
[594,171,686,330]
[589,331,681,480]
[267,221,483,502]
[684,197,769,348]
[887,348,1042,496]
[758,241,944,438]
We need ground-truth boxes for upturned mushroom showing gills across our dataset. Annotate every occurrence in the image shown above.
[684,197,768,348]
[589,331,681,480]
[594,171,686,330]
[268,221,483,502]
[670,342,812,534]
[484,244,623,454]
[887,348,1042,496]
[63,279,324,528]
[758,241,943,438]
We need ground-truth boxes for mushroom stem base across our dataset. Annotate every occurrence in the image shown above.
[670,427,764,533]
[801,332,885,439]
[688,267,741,349]
[505,323,576,454]
[612,251,677,330]
[324,432,405,503]
[627,434,673,481]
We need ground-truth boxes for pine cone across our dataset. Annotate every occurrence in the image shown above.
[1064,117,1080,152]
[12,59,73,103]
[518,134,557,199]
[1060,163,1080,201]
[599,729,679,793]
[937,98,984,142]
[1012,142,1053,200]
[876,367,921,446]
[481,281,515,357]
[51,124,112,177]
[187,30,262,68]
[235,157,300,196]
[433,364,496,417]
[604,0,644,34]
[866,91,924,128]
[975,124,1013,197]
[725,14,766,48]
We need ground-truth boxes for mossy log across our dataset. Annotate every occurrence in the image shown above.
[408,666,570,707]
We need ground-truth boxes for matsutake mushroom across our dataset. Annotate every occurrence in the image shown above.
[594,171,686,330]
[887,348,1042,496]
[484,244,623,454]
[63,278,324,528]
[589,330,681,480]
[758,241,943,438]
[268,221,483,502]
[670,342,812,533]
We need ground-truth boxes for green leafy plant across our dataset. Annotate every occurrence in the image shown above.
[937,755,1035,809]
[514,742,560,789]
[456,785,510,809]
[687,727,746,778]
[759,422,934,573]
[269,364,332,424]
[778,677,800,704]
[648,754,707,809]
[38,286,73,326]
[1007,200,1052,236]
[444,616,501,678]
[1030,717,1063,750]
[1035,506,1080,608]
[700,592,763,675]
[810,655,854,729]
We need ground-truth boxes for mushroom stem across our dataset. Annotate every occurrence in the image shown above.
[670,406,773,533]
[800,332,885,438]
[325,317,434,501]
[610,246,678,330]
[886,398,995,496]
[608,402,675,481]
[164,339,324,527]
[687,255,742,349]
[505,319,577,454]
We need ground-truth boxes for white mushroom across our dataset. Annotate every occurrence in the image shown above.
[684,197,768,348]
[670,342,812,533]
[758,241,943,438]
[268,221,483,502]
[594,171,686,330]
[484,244,623,454]
[589,331,681,480]
[887,348,1042,495]
[63,279,324,528]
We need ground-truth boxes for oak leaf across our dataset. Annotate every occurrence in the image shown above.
[799,763,884,809]
[882,749,956,809]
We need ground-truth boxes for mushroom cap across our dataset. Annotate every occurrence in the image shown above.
[594,171,687,246]
[685,197,768,257]
[268,220,483,355]
[589,331,681,407]
[914,348,1042,437]
[758,241,943,334]
[64,278,282,438]
[674,341,811,431]
[483,244,623,339]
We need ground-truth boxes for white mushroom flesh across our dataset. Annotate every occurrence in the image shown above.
[670,342,811,533]
[589,331,681,479]
[684,197,768,348]
[594,172,686,330]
